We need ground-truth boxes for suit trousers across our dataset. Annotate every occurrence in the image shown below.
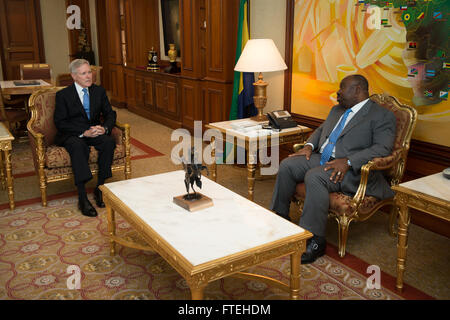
[270,153,341,237]
[62,135,116,186]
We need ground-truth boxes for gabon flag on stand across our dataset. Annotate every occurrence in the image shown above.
[220,0,255,163]
[229,0,257,120]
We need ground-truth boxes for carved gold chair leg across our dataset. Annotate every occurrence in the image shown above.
[388,205,398,237]
[118,122,131,180]
[336,215,353,258]
[290,198,303,224]
[40,183,48,207]
[0,151,5,190]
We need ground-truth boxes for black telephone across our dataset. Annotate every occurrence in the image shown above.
[267,110,298,130]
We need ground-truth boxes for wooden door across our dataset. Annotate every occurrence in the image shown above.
[0,0,45,80]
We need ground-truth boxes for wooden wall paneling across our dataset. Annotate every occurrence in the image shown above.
[166,80,179,116]
[96,0,109,89]
[181,78,200,132]
[180,0,201,78]
[0,0,45,80]
[199,0,207,78]
[123,0,136,68]
[144,0,161,67]
[135,72,144,107]
[155,79,166,112]
[124,0,160,68]
[205,0,223,80]
[201,81,232,124]
[153,73,181,120]
[144,76,155,110]
[204,0,239,82]
[108,64,126,107]
[123,67,135,108]
[105,0,122,65]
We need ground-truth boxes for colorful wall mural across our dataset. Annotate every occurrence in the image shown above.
[291,0,449,146]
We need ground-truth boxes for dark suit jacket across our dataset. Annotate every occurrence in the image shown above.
[54,84,116,146]
[307,99,397,200]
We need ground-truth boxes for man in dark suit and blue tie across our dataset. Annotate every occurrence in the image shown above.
[270,74,397,264]
[54,59,117,217]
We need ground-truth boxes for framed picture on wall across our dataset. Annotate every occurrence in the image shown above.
[284,0,449,147]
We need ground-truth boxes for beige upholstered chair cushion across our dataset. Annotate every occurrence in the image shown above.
[45,144,125,169]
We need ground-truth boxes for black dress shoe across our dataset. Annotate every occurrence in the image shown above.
[94,187,105,208]
[301,235,326,264]
[78,198,98,217]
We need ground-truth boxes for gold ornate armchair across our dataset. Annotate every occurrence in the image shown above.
[27,87,131,206]
[292,94,418,257]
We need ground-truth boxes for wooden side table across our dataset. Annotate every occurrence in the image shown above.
[392,173,450,292]
[0,122,15,210]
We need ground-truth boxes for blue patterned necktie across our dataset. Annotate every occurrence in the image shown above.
[82,88,90,120]
[320,108,352,165]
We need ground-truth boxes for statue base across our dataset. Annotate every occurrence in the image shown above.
[173,193,213,212]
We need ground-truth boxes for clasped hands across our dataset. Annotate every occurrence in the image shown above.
[289,144,350,183]
[82,125,106,138]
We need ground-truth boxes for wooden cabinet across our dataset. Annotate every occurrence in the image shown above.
[127,69,181,129]
[99,0,239,130]
[108,64,126,107]
[124,68,136,108]
[181,78,200,130]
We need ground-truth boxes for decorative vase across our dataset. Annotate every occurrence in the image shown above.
[165,43,180,74]
[168,43,177,62]
[147,47,159,71]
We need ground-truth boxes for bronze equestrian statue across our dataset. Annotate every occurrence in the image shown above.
[182,147,209,200]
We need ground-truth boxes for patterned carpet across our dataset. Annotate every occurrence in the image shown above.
[11,137,163,178]
[0,194,426,300]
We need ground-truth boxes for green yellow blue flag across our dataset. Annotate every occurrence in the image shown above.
[229,0,256,120]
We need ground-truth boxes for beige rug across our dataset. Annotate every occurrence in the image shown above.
[0,194,429,300]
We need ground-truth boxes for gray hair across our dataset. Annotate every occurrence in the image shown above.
[69,59,90,74]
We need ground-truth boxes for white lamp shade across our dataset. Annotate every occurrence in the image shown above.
[234,39,288,73]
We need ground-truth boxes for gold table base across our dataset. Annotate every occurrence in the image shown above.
[101,185,311,300]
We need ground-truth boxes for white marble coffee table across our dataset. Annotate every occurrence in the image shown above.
[100,170,312,299]
[392,173,450,292]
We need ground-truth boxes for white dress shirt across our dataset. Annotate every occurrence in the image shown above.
[306,98,369,159]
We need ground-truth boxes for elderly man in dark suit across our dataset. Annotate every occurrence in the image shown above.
[54,59,117,217]
[270,74,396,264]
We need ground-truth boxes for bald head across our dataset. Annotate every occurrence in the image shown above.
[337,75,370,108]
[346,74,369,93]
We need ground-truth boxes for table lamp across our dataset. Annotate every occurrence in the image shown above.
[234,39,288,121]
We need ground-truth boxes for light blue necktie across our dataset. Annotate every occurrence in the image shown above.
[82,88,90,120]
[320,108,352,165]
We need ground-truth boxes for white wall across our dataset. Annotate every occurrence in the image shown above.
[250,0,286,112]
[40,0,71,79]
